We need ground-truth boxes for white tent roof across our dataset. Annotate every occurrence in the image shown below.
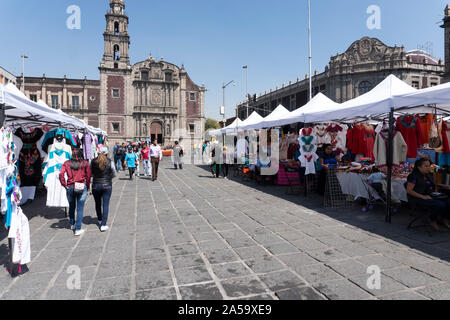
[243,104,291,130]
[239,112,264,131]
[221,117,243,134]
[268,93,340,126]
[303,74,417,123]
[393,81,450,115]
[0,83,78,128]
[36,99,87,130]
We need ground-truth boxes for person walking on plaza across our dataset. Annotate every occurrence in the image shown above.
[133,145,141,176]
[141,142,152,177]
[91,147,116,232]
[120,143,127,171]
[113,142,121,172]
[222,146,230,179]
[173,141,184,170]
[150,139,162,181]
[59,148,91,236]
[209,139,220,178]
[124,147,138,180]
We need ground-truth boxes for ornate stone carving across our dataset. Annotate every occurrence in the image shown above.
[330,37,405,68]
[151,89,162,105]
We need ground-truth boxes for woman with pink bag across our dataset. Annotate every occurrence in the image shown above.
[59,148,92,236]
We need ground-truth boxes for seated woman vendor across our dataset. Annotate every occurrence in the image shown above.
[319,144,340,169]
[406,158,450,231]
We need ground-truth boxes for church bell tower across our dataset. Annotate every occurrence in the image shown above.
[99,0,133,141]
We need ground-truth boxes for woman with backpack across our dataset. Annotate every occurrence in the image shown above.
[59,148,91,236]
[91,147,116,232]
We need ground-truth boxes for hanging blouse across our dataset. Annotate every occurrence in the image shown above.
[42,140,72,208]
[418,114,435,144]
[363,124,376,160]
[41,129,76,153]
[396,116,424,159]
[15,128,44,187]
[314,124,331,146]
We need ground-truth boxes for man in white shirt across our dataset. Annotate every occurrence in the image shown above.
[150,140,163,181]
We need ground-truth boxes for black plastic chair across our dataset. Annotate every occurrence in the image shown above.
[406,195,434,236]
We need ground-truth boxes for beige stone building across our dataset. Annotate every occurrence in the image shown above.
[237,36,445,119]
[16,0,205,147]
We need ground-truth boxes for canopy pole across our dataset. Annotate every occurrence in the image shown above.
[386,108,394,223]
[0,103,5,128]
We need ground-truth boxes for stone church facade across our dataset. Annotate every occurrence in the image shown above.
[17,0,205,146]
[237,36,445,119]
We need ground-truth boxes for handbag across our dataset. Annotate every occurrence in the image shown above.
[74,182,86,194]
[429,108,441,149]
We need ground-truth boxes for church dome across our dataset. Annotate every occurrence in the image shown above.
[406,50,440,65]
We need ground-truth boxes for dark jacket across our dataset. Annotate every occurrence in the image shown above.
[91,158,116,186]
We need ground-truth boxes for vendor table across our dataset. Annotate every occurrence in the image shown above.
[276,164,300,186]
[336,172,407,203]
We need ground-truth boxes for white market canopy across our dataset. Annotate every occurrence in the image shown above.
[238,111,264,131]
[208,118,243,136]
[392,81,450,115]
[240,104,292,130]
[37,99,106,136]
[221,117,244,134]
[302,74,418,123]
[268,93,340,126]
[0,83,80,129]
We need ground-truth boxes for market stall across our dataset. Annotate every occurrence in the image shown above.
[0,83,106,277]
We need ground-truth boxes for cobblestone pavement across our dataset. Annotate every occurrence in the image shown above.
[1,160,450,300]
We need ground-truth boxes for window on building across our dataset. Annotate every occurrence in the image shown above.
[189,92,196,101]
[72,96,80,110]
[141,71,148,81]
[189,124,195,134]
[114,63,118,69]
[114,22,120,36]
[412,81,420,89]
[431,82,438,87]
[112,88,120,98]
[51,95,59,109]
[30,94,37,102]
[112,122,120,133]
[358,81,372,95]
[113,44,120,61]
[165,72,172,82]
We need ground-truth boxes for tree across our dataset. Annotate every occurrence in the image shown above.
[205,118,221,131]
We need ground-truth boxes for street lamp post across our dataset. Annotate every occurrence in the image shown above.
[21,54,29,95]
[243,65,248,119]
[222,80,235,127]
[307,0,312,101]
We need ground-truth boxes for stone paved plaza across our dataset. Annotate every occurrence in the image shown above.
[1,160,450,300]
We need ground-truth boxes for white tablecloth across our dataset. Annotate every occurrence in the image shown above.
[336,172,407,203]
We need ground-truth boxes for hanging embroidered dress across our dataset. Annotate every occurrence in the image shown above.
[42,140,72,207]
[396,116,424,159]
[15,128,44,187]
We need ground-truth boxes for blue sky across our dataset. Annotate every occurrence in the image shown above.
[1,0,449,120]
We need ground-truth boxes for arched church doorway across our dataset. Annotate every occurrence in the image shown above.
[151,121,163,144]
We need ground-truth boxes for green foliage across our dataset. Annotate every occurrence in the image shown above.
[205,118,221,131]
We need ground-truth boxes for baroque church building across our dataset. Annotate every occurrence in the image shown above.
[17,0,206,146]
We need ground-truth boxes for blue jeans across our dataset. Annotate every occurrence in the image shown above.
[114,156,122,172]
[67,187,88,231]
[92,184,112,227]
[415,198,450,221]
